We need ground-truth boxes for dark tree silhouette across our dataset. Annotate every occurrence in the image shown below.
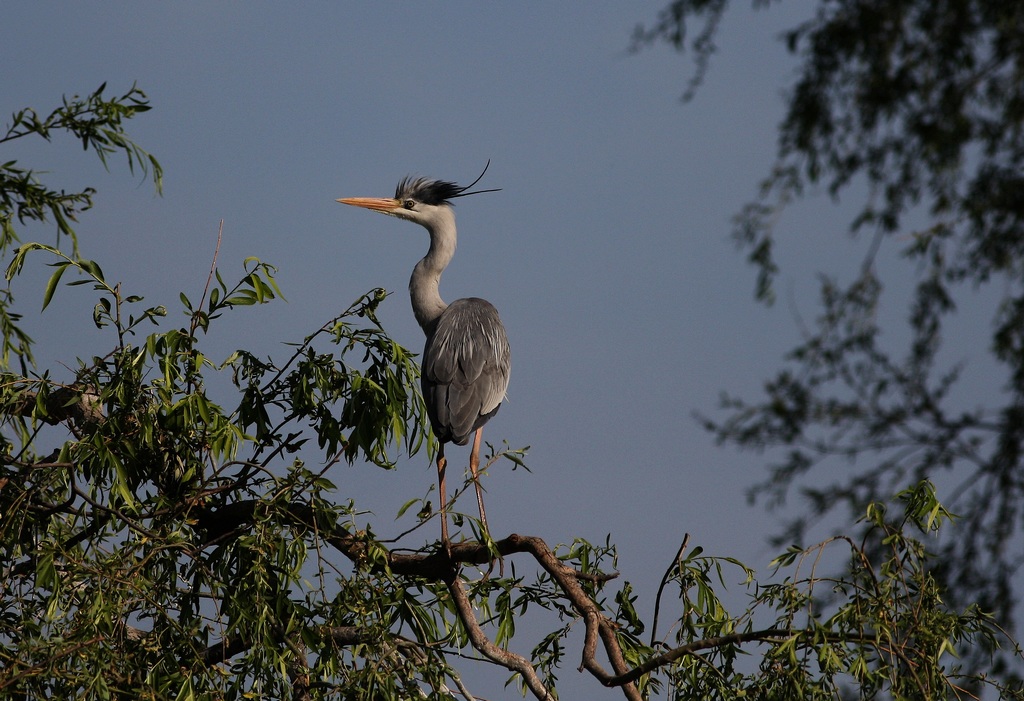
[635,0,1024,675]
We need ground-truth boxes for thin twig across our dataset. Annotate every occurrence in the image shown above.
[651,533,689,646]
[191,219,223,338]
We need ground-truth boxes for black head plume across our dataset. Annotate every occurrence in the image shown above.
[394,160,501,206]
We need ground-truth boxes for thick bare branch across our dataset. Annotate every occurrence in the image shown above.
[445,570,555,700]
[9,385,103,428]
[200,625,381,667]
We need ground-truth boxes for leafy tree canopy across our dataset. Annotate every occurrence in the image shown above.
[1,85,1021,699]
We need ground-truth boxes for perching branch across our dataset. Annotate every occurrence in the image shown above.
[194,500,675,700]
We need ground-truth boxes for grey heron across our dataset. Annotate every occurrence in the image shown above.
[337,167,510,549]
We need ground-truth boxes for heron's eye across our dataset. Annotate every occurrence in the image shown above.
[403,199,416,209]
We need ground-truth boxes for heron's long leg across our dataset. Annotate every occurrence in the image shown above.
[437,444,450,550]
[469,428,489,536]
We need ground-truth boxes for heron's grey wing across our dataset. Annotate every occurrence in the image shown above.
[422,298,511,445]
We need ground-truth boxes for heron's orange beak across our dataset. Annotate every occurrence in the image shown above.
[336,196,401,214]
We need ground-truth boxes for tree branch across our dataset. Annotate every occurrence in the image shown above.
[651,533,689,646]
[8,385,104,429]
[611,628,791,687]
[445,570,555,700]
[201,501,898,699]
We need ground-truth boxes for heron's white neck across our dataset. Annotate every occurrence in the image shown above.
[409,208,456,334]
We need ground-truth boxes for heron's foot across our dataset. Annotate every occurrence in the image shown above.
[439,517,453,561]
[481,553,505,580]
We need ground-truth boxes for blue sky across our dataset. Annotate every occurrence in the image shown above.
[5,3,979,694]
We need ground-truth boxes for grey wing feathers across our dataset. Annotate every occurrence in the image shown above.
[422,298,511,446]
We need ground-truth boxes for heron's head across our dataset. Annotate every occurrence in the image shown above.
[336,178,459,228]
[336,164,499,230]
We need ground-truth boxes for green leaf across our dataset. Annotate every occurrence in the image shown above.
[77,258,104,282]
[226,289,257,306]
[92,297,112,328]
[41,262,69,310]
[396,497,420,519]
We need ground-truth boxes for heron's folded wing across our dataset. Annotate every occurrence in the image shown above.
[422,298,510,444]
